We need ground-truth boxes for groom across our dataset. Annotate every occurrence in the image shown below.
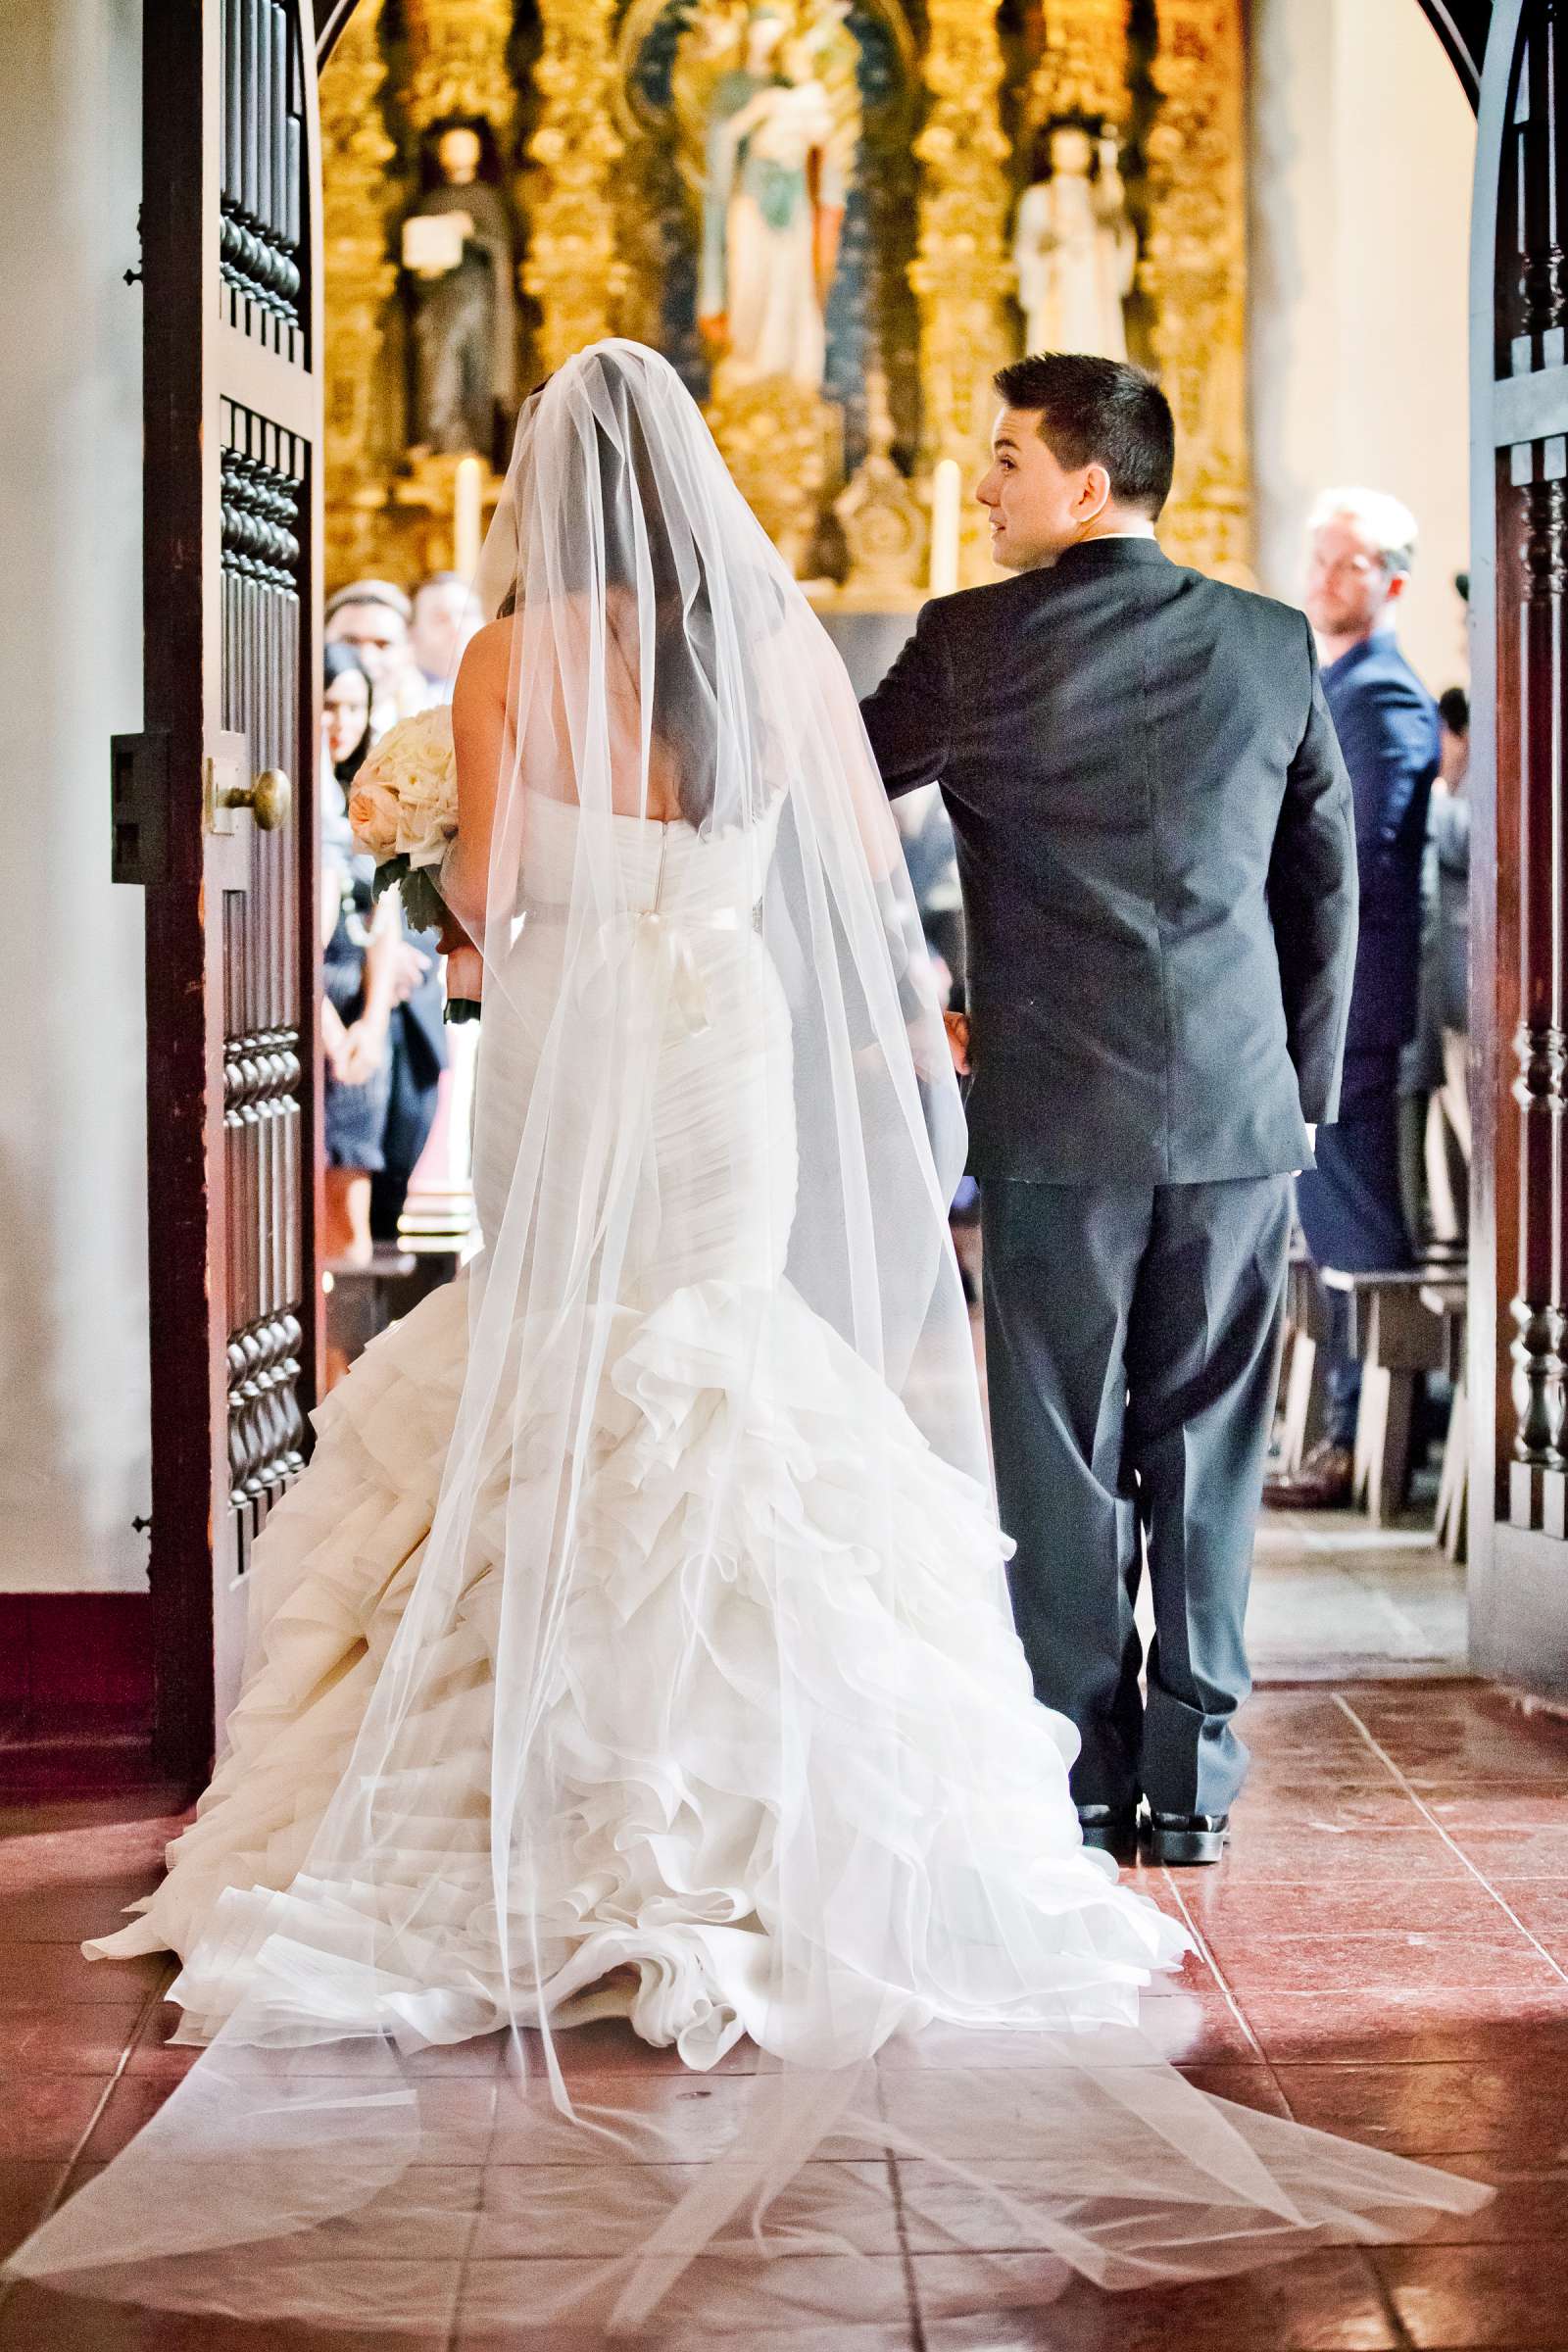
[860,354,1357,1864]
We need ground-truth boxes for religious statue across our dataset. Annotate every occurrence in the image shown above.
[1012,125,1137,364]
[402,123,516,460]
[678,0,860,391]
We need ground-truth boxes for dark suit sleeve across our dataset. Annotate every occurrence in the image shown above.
[1334,668,1441,921]
[858,600,955,800]
[1267,617,1359,1126]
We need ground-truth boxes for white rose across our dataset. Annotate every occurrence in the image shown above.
[354,708,458,869]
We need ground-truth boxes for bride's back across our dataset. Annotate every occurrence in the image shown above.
[455,338,964,1396]
[484,599,709,832]
[475,365,774,844]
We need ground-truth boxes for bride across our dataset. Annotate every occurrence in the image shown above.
[9,343,1484,2338]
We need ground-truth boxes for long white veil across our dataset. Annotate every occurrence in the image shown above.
[7,343,1486,2339]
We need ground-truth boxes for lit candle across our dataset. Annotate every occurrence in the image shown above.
[454,455,484,583]
[928,458,962,598]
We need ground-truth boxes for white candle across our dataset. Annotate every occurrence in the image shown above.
[454,455,484,583]
[928,457,962,598]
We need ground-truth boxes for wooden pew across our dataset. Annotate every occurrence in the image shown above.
[1276,1245,1333,1474]
[324,1238,462,1376]
[1319,1266,1448,1524]
[1419,1273,1469,1561]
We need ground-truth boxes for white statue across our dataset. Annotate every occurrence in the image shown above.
[689,3,858,390]
[1012,124,1137,363]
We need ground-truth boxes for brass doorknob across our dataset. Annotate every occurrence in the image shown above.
[222,766,292,831]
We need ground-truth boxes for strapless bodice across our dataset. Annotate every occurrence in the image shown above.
[473,784,797,1305]
[519,788,783,919]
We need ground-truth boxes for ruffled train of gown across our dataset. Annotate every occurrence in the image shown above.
[88,1262,1189,2066]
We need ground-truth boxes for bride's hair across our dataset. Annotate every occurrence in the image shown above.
[497,352,727,828]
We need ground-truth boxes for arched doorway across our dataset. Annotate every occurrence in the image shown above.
[1418,3,1492,96]
[125,0,1563,1779]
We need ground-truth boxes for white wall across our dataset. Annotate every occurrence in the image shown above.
[1250,0,1476,696]
[0,0,150,1592]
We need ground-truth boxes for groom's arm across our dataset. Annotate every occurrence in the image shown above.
[1267,617,1359,1128]
[859,602,955,800]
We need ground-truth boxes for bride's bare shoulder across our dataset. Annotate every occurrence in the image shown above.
[456,615,515,703]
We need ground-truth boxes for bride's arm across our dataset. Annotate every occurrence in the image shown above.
[443,615,516,937]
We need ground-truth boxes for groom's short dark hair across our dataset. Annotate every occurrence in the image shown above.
[993,354,1175,519]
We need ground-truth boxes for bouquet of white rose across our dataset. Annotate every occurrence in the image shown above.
[347,705,480,1023]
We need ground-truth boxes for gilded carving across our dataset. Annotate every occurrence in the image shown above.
[523,0,626,373]
[1142,0,1251,582]
[705,371,837,577]
[910,0,1013,584]
[834,366,926,603]
[1025,0,1130,137]
[402,0,515,133]
[319,0,399,586]
[317,0,1255,602]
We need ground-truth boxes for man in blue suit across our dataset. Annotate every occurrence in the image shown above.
[1266,489,1440,1507]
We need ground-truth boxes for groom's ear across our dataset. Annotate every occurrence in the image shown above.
[1078,462,1113,522]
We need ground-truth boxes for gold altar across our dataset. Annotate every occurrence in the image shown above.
[321,0,1250,605]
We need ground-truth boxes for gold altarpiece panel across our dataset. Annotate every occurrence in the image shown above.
[319,0,1250,606]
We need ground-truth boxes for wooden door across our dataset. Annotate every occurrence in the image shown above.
[121,0,323,1780]
[1470,0,1568,1695]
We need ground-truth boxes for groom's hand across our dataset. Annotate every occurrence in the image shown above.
[944,1010,971,1076]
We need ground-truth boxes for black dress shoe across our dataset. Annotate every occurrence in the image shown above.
[1148,1811,1229,1866]
[1077,1803,1141,1861]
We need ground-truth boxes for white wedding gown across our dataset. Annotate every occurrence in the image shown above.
[21,343,1487,2335]
[89,786,1187,2058]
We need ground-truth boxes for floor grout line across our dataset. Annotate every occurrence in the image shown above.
[883,2149,928,2352]
[873,2057,928,2352]
[0,2093,117,2327]
[10,1968,172,2286]
[1334,1694,1568,1988]
[1154,1864,1268,2062]
[1363,2243,1418,2349]
[445,2193,484,2352]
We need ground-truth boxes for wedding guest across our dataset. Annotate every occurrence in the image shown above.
[323,589,447,1240]
[319,645,395,1267]
[1428,686,1472,1184]
[1398,573,1472,1242]
[325,578,417,738]
[1452,568,1472,678]
[368,960,448,1242]
[321,638,374,789]
[1266,488,1440,1508]
[410,570,482,705]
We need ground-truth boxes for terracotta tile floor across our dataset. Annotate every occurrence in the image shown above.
[1,1682,1566,2348]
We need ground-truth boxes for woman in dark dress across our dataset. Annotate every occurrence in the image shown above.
[319,646,398,1264]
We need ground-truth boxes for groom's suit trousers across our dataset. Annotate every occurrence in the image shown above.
[981,1174,1293,1819]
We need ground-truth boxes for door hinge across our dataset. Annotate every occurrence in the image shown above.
[111,730,172,886]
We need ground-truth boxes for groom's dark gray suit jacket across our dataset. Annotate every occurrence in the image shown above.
[859,537,1359,1183]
